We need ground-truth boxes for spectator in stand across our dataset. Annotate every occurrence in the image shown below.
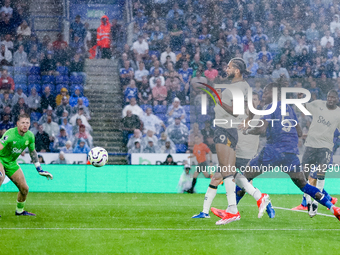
[11,87,27,104]
[201,121,214,144]
[134,9,147,30]
[306,23,319,42]
[40,53,56,75]
[253,82,264,100]
[169,23,184,51]
[0,16,15,35]
[73,123,93,148]
[166,3,184,19]
[278,29,295,49]
[157,132,176,151]
[0,91,12,110]
[160,46,176,65]
[178,61,192,89]
[330,15,340,34]
[134,61,149,83]
[122,97,143,118]
[227,28,241,45]
[12,97,29,122]
[69,86,89,107]
[111,18,121,46]
[190,54,204,72]
[28,44,41,66]
[1,0,13,16]
[149,68,165,88]
[54,42,71,66]
[119,60,134,87]
[149,61,164,76]
[188,122,203,148]
[152,77,168,106]
[70,15,85,42]
[83,22,91,52]
[149,25,164,51]
[190,69,207,98]
[55,88,69,106]
[29,120,39,135]
[320,30,334,47]
[42,115,59,139]
[60,116,72,137]
[60,140,73,153]
[0,113,14,133]
[127,129,142,149]
[38,105,58,125]
[69,53,85,76]
[54,151,69,164]
[73,138,90,154]
[165,116,189,145]
[132,35,149,59]
[0,106,12,122]
[243,43,257,65]
[166,76,187,105]
[52,33,67,51]
[141,129,158,149]
[56,96,72,118]
[247,57,258,77]
[16,20,31,39]
[167,97,185,125]
[69,107,92,131]
[142,138,157,153]
[53,126,69,152]
[257,46,272,63]
[0,69,14,94]
[271,63,290,81]
[35,124,50,152]
[128,139,141,153]
[13,44,29,66]
[124,79,138,104]
[0,43,12,66]
[204,61,218,82]
[141,107,166,135]
[41,86,56,111]
[309,80,322,99]
[121,109,141,144]
[72,98,90,119]
[1,34,13,51]
[138,76,152,105]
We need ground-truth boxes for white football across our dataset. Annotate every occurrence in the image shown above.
[88,147,108,167]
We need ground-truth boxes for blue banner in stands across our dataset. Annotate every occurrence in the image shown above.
[70,0,125,28]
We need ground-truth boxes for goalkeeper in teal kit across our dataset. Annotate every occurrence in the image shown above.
[0,114,53,216]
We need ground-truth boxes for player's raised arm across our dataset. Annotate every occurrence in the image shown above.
[29,149,53,180]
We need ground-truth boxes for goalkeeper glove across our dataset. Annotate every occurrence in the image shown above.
[36,165,53,180]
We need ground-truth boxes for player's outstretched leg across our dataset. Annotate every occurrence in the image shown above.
[288,172,340,221]
[9,169,35,216]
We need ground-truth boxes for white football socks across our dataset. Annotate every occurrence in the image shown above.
[235,173,262,201]
[202,186,217,214]
[224,175,238,214]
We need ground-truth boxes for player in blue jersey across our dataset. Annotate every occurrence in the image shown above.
[211,81,340,221]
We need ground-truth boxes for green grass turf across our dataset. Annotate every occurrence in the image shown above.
[0,193,339,255]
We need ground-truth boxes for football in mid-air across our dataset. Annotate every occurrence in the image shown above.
[88,147,108,167]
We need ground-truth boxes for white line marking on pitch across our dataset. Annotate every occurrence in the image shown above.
[0,228,339,231]
[273,206,335,218]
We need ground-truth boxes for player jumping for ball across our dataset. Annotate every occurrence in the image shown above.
[211,82,340,221]
[0,114,53,216]
[291,90,340,216]
[192,58,271,225]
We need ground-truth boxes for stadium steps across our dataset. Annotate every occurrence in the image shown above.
[84,58,126,165]
[29,0,63,40]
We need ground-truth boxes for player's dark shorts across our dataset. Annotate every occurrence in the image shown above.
[302,147,332,179]
[195,161,207,172]
[213,127,238,150]
[235,157,250,172]
[248,146,301,173]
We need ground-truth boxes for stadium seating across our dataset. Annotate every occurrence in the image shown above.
[69,84,83,94]
[156,113,167,125]
[56,75,70,84]
[15,84,28,94]
[28,84,42,94]
[28,75,41,84]
[56,84,70,93]
[70,75,84,85]
[183,105,191,114]
[29,66,41,75]
[175,144,188,153]
[140,104,152,112]
[57,66,69,75]
[14,66,29,75]
[42,84,56,94]
[14,74,27,84]
[153,105,167,114]
[42,75,55,84]
[30,112,42,122]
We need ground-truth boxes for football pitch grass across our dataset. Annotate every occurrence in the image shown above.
[0,193,339,255]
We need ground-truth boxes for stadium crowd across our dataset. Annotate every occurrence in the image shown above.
[0,0,92,154]
[121,0,340,155]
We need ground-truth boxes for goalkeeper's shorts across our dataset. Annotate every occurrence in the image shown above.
[0,158,20,177]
